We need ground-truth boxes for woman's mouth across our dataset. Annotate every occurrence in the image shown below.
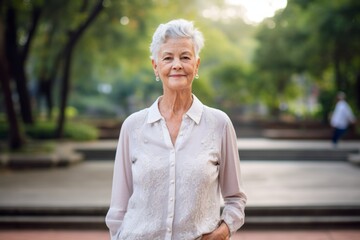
[169,74,186,78]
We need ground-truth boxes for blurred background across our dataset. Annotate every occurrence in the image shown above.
[1,0,359,147]
[1,0,360,239]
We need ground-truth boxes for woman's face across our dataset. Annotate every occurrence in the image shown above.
[152,37,200,93]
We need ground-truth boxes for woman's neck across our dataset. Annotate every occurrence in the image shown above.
[159,91,193,118]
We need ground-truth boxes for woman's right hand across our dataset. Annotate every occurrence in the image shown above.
[201,222,230,240]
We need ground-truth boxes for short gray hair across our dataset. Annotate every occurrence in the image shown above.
[149,19,204,62]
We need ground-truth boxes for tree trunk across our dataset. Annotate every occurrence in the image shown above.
[56,40,74,138]
[55,0,104,138]
[0,19,23,149]
[37,76,54,120]
[5,7,34,124]
[356,72,360,112]
[334,59,341,91]
[37,26,62,120]
[5,5,41,124]
[333,45,347,92]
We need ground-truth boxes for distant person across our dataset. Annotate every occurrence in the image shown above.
[330,91,356,146]
[105,19,247,239]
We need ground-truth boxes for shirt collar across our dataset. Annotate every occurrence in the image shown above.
[147,97,163,123]
[147,95,204,125]
[186,95,203,124]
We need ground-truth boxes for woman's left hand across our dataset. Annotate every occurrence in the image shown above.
[201,222,230,240]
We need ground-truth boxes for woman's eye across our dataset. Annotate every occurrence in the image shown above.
[163,56,172,61]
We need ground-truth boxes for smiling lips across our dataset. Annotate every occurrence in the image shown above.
[169,74,186,78]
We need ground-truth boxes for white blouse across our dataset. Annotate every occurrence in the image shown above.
[106,95,247,240]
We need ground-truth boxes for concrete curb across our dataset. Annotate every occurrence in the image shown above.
[1,205,360,230]
[348,153,360,165]
[0,144,84,169]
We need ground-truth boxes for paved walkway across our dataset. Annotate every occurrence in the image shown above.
[1,160,360,208]
[237,138,360,150]
[1,137,360,207]
[65,138,360,150]
[0,139,360,239]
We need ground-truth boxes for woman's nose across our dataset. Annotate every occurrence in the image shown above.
[172,58,182,70]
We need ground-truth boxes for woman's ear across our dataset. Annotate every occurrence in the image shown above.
[152,59,157,74]
[196,57,201,71]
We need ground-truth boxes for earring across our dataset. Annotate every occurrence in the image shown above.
[195,74,199,79]
[156,76,160,81]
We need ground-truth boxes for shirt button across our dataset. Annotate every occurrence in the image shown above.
[171,180,174,184]
[167,228,171,232]
[170,198,174,202]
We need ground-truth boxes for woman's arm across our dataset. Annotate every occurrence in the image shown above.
[105,119,133,239]
[219,117,247,234]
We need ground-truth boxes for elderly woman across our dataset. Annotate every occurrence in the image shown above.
[106,19,247,240]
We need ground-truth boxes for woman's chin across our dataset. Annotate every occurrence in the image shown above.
[165,81,191,91]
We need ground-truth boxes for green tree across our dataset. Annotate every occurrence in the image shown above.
[3,0,261,128]
[55,0,104,138]
[253,0,360,117]
[210,63,252,110]
[253,7,301,116]
[298,0,360,110]
[2,0,42,124]
[0,13,24,149]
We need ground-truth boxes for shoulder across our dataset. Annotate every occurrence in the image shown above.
[203,105,233,128]
[121,108,149,130]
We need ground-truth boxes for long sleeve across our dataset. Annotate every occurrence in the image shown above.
[219,116,247,234]
[105,119,133,239]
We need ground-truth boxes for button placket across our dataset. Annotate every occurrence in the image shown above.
[176,116,189,149]
[165,148,176,239]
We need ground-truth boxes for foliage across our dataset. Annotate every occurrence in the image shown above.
[2,0,360,146]
[0,141,56,154]
[253,0,360,117]
[0,121,98,141]
[63,121,99,141]
[210,63,252,109]
[317,89,337,123]
[60,0,257,116]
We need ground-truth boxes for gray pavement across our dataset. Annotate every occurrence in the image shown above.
[62,138,360,150]
[0,139,360,208]
[1,160,360,208]
[237,138,360,150]
[1,138,360,230]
